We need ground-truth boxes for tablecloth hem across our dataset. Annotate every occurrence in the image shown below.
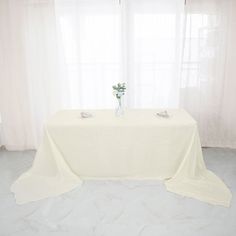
[165,184,231,207]
[11,181,82,205]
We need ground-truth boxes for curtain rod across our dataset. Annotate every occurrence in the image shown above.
[118,0,186,5]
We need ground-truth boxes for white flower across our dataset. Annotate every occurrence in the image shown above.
[113,91,118,96]
[117,91,124,97]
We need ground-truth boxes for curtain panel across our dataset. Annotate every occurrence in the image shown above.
[0,0,236,150]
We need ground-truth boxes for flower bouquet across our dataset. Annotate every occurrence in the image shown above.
[112,83,126,116]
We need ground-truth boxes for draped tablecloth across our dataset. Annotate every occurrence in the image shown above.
[11,109,232,206]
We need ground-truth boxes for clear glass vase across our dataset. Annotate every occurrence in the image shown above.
[115,97,124,117]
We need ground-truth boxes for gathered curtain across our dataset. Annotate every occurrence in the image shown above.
[0,0,236,150]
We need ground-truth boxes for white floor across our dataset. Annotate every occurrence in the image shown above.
[0,148,235,236]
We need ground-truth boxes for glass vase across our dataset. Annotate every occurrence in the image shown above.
[115,97,124,117]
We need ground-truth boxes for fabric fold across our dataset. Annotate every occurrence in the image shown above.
[165,127,232,207]
[11,126,82,204]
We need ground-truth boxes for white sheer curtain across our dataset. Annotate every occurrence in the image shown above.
[0,0,122,149]
[0,0,235,150]
[180,0,236,147]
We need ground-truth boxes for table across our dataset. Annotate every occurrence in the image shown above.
[11,109,232,206]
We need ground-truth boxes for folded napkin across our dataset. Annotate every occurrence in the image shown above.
[80,112,93,118]
[156,110,170,118]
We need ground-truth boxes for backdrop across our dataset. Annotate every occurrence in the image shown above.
[0,0,236,150]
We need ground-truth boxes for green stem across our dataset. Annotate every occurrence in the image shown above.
[118,98,121,106]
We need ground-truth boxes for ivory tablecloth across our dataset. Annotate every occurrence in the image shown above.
[11,109,232,206]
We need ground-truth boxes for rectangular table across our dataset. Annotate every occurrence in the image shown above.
[11,109,232,206]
